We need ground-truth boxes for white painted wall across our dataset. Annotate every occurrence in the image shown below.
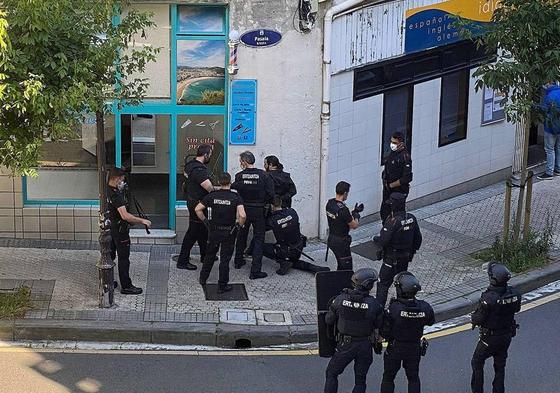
[227,29,323,236]
[327,68,515,215]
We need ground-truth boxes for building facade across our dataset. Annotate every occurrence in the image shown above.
[0,0,325,243]
[0,0,537,242]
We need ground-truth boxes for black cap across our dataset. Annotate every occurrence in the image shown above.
[388,193,407,204]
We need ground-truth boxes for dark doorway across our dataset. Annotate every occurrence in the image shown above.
[528,120,546,168]
[120,114,170,229]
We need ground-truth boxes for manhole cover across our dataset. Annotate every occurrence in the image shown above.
[203,284,248,301]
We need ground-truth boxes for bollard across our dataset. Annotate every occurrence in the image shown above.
[503,179,512,244]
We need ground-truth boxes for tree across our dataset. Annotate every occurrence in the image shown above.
[0,0,158,306]
[467,0,560,240]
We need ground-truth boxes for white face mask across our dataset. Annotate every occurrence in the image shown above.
[390,143,398,152]
[117,180,127,192]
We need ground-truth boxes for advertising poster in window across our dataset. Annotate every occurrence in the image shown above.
[178,6,224,34]
[481,85,506,126]
[176,115,225,198]
[176,40,226,105]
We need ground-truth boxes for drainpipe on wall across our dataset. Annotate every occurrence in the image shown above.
[318,0,381,239]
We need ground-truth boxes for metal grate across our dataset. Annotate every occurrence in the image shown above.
[203,284,248,301]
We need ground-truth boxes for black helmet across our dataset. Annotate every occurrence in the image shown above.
[394,271,421,299]
[352,268,378,292]
[488,262,511,286]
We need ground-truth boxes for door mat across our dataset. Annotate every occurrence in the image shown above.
[350,241,383,261]
[203,284,249,301]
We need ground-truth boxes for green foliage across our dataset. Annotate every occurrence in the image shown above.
[472,225,553,273]
[184,90,226,105]
[0,286,32,319]
[0,0,159,175]
[462,0,560,124]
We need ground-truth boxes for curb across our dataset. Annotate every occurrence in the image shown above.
[2,262,560,349]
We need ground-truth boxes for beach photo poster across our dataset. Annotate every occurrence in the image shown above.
[176,40,226,106]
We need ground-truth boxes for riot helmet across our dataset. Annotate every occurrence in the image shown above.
[488,262,511,286]
[351,268,378,292]
[394,271,421,299]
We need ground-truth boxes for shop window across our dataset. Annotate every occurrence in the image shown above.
[126,4,171,99]
[176,115,225,201]
[381,86,413,163]
[439,70,469,147]
[26,115,115,201]
[354,40,492,100]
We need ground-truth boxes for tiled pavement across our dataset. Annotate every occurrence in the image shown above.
[0,176,559,328]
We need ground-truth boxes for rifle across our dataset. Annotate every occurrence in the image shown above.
[132,195,150,235]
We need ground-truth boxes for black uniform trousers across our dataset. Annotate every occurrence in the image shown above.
[380,342,422,393]
[324,338,373,393]
[199,229,236,286]
[328,235,353,271]
[471,334,512,393]
[178,203,208,265]
[376,257,409,307]
[110,228,133,289]
[263,242,326,273]
[235,206,265,274]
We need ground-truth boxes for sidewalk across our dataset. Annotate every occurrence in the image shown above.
[1,176,559,347]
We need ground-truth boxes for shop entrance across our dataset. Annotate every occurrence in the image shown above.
[528,120,546,168]
[120,114,170,229]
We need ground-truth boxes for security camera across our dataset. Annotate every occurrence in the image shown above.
[299,0,318,32]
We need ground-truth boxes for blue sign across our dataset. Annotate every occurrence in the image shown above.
[229,80,257,145]
[240,29,282,48]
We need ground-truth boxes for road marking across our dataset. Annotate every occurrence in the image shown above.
[0,290,558,357]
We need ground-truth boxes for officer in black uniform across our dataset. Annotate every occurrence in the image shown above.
[177,144,215,270]
[324,268,384,393]
[326,181,363,271]
[232,151,275,280]
[470,262,521,393]
[380,272,435,393]
[264,155,297,208]
[107,167,152,295]
[381,132,412,223]
[373,192,422,307]
[196,173,246,294]
[244,155,297,256]
[263,197,330,275]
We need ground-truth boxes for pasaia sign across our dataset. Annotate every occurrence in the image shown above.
[240,29,282,48]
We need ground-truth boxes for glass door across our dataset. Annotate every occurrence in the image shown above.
[120,114,170,229]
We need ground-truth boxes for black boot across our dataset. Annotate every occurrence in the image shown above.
[276,260,292,276]
[218,284,233,294]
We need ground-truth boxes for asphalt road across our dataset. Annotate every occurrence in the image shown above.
[1,296,559,393]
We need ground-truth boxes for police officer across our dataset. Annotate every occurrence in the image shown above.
[380,272,434,393]
[196,173,246,294]
[177,144,215,270]
[264,155,297,208]
[470,263,521,393]
[232,151,275,280]
[107,167,152,295]
[263,197,330,275]
[373,192,422,307]
[244,155,296,256]
[381,132,412,223]
[326,181,363,271]
[324,268,384,393]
